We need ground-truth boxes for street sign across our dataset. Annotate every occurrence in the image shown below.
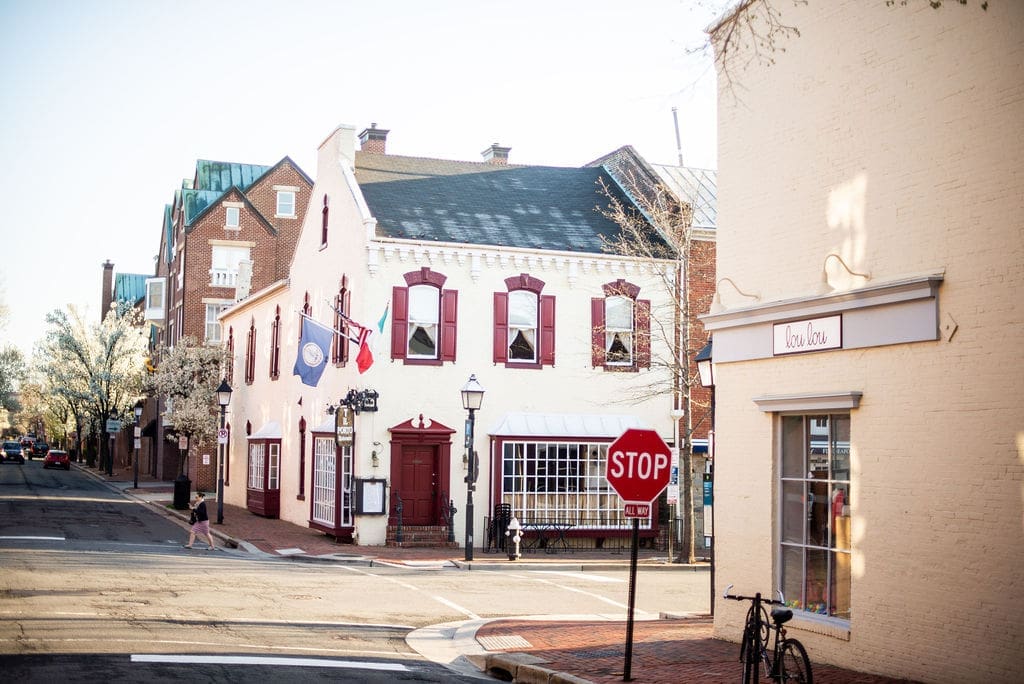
[105,419,121,433]
[217,428,228,445]
[605,428,672,505]
[623,503,650,518]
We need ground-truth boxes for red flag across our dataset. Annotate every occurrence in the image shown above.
[356,327,374,374]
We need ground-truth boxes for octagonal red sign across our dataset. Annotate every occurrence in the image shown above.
[605,428,672,504]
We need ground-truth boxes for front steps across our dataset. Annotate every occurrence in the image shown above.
[386,524,459,548]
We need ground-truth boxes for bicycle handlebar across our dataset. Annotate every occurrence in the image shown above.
[721,584,786,605]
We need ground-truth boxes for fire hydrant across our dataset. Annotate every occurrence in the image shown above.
[506,516,522,561]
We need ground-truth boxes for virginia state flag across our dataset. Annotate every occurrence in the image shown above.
[293,316,333,387]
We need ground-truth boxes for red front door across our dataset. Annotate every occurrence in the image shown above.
[401,445,436,524]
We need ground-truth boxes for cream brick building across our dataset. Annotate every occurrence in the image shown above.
[704,2,1023,682]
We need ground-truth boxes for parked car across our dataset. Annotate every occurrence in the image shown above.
[2,441,26,464]
[43,449,71,470]
[30,441,50,458]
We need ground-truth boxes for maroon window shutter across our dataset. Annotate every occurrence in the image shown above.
[440,288,458,362]
[493,292,508,363]
[591,297,606,367]
[341,287,351,364]
[540,295,556,366]
[391,286,408,360]
[636,299,651,368]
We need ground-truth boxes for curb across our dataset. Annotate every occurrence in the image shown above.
[484,653,593,684]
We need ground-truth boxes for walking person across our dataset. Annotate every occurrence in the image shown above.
[185,491,216,550]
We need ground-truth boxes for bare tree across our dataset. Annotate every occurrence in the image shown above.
[597,171,715,564]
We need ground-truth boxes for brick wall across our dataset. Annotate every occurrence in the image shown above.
[710,2,1024,681]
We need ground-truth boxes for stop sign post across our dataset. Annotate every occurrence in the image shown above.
[604,427,672,682]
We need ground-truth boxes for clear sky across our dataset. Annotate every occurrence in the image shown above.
[0,0,718,359]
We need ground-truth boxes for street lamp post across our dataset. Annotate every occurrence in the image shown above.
[460,374,485,562]
[695,340,715,616]
[215,379,232,525]
[133,401,143,489]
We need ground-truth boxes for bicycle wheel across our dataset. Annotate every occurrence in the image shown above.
[779,638,813,683]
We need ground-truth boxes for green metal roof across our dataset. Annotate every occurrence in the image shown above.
[114,273,148,306]
[194,160,271,193]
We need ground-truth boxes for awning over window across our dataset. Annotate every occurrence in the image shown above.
[311,417,334,433]
[247,421,282,439]
[488,412,648,439]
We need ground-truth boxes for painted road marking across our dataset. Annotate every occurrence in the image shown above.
[132,655,409,671]
[0,535,65,541]
[531,571,625,583]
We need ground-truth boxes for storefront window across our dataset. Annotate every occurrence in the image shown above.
[779,414,851,620]
[500,440,648,528]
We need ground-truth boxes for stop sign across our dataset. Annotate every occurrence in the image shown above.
[605,428,672,504]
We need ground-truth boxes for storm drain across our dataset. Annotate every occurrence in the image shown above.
[477,635,533,650]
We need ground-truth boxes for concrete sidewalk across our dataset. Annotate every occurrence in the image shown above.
[80,461,917,684]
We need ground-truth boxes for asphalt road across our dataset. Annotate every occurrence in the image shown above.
[0,459,710,681]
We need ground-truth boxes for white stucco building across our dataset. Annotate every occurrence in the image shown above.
[218,124,710,551]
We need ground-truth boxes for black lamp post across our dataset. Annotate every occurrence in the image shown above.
[460,374,485,562]
[133,400,143,489]
[215,378,232,525]
[695,340,715,616]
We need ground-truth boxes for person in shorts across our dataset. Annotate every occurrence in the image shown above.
[185,491,216,550]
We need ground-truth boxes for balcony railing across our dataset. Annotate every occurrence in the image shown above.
[209,269,238,287]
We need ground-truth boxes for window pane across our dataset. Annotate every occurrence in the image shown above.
[781,416,804,478]
[781,480,804,544]
[508,290,537,327]
[805,548,829,615]
[831,415,850,480]
[605,296,632,329]
[808,414,829,479]
[781,544,804,609]
[508,328,536,361]
[831,484,850,550]
[807,480,829,546]
[226,207,239,227]
[831,550,851,619]
[606,331,632,363]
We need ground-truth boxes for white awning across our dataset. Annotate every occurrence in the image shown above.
[311,417,335,434]
[247,421,282,439]
[488,412,648,439]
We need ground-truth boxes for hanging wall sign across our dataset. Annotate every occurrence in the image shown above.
[335,405,354,446]
[773,314,842,355]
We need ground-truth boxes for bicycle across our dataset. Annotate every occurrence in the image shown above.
[723,584,813,683]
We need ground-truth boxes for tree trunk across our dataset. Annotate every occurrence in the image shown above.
[677,444,696,564]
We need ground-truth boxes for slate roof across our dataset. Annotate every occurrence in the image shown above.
[354,152,659,255]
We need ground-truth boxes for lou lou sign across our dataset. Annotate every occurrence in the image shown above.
[774,314,842,355]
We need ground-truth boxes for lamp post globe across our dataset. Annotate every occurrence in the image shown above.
[460,374,485,562]
[215,379,232,524]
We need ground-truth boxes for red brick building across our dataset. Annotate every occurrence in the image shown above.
[144,158,312,488]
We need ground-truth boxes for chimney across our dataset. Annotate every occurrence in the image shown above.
[358,123,389,154]
[101,260,114,318]
[482,142,511,165]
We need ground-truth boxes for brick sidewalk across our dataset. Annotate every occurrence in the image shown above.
[476,618,919,684]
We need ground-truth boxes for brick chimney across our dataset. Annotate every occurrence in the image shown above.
[481,143,511,165]
[358,123,389,154]
[101,260,114,318]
